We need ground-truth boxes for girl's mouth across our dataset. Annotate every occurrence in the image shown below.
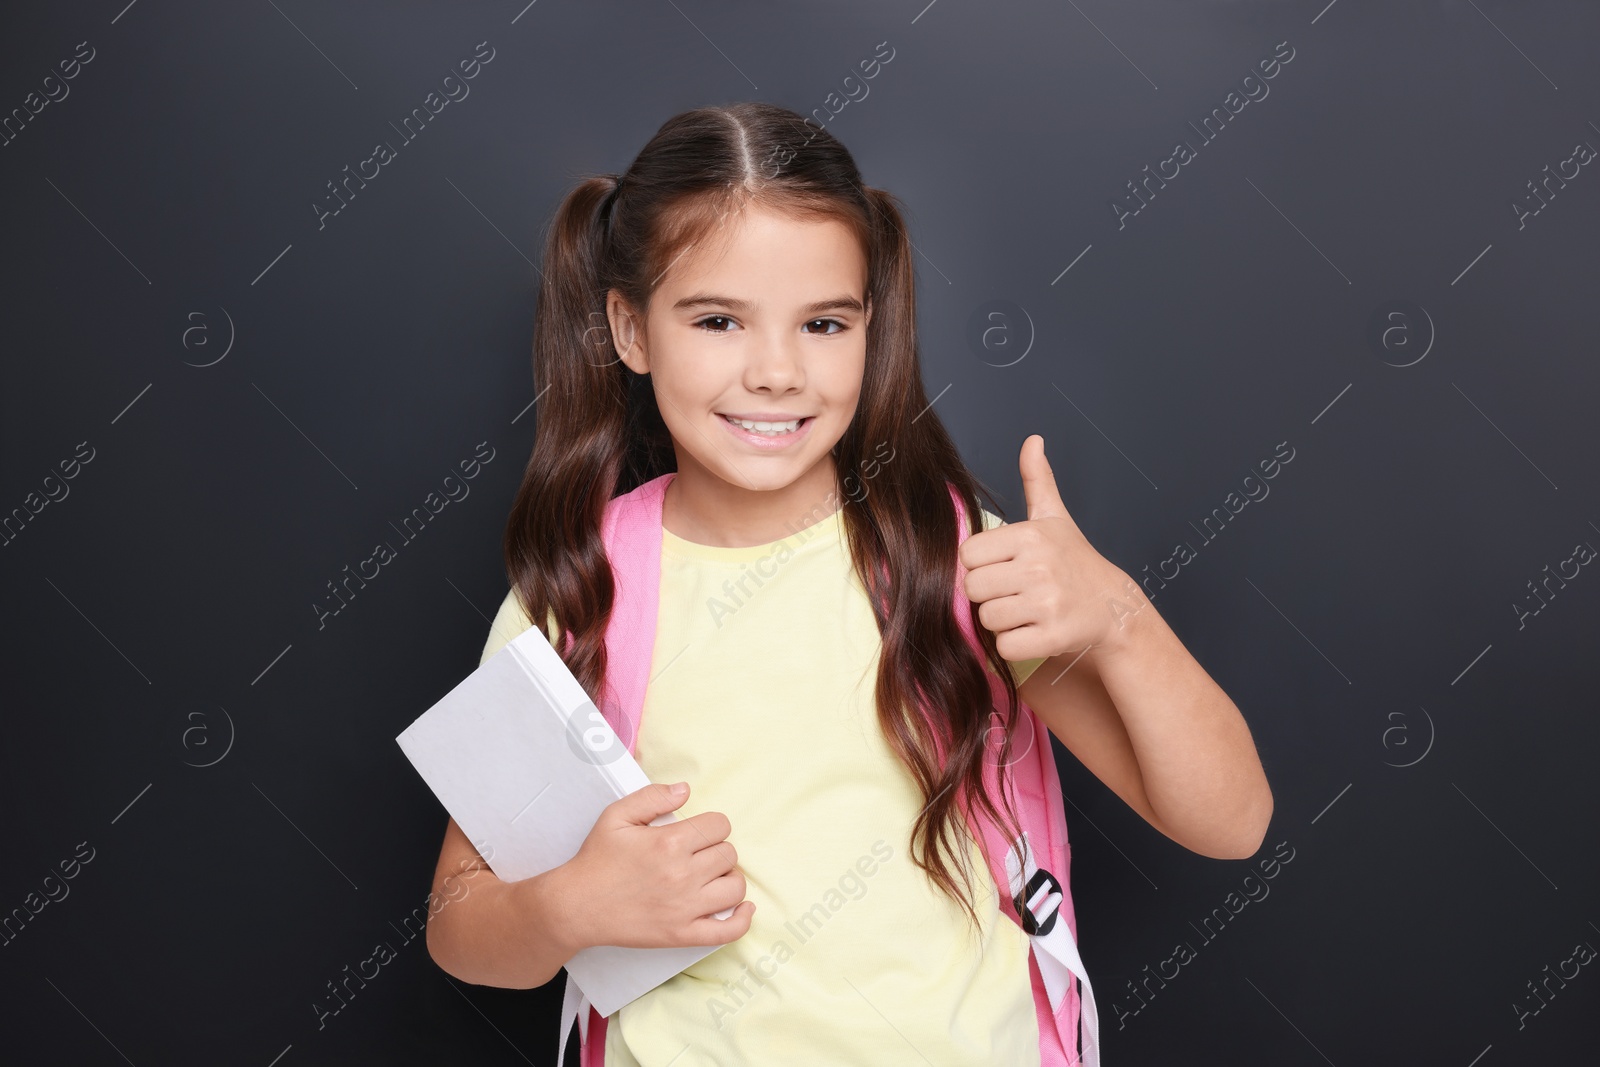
[718,413,815,449]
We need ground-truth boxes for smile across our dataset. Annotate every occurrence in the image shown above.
[718,413,814,448]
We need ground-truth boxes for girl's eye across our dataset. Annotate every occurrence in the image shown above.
[693,316,848,335]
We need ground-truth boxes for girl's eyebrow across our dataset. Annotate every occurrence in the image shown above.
[671,293,865,316]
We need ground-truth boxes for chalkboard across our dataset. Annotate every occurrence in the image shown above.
[2,1,1595,1063]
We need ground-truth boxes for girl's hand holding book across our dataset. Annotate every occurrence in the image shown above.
[555,781,756,952]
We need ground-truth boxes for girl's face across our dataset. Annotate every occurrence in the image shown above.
[607,203,870,526]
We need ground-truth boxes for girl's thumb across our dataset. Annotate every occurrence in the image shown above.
[626,781,688,822]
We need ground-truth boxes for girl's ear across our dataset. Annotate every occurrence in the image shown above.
[606,289,649,374]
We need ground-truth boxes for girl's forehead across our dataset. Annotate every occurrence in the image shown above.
[653,210,867,305]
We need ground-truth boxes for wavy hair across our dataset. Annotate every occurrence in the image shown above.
[503,102,1028,937]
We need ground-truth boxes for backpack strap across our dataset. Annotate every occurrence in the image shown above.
[945,484,1100,1067]
[557,472,675,1067]
[589,471,673,753]
[557,976,591,1067]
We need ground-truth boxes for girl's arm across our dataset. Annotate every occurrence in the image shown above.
[1018,602,1272,860]
[424,816,583,989]
[965,434,1273,860]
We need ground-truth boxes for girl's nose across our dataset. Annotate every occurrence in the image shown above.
[743,334,806,391]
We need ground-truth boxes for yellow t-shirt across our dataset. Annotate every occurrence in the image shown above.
[479,506,1046,1066]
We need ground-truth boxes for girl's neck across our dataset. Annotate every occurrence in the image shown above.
[662,461,842,549]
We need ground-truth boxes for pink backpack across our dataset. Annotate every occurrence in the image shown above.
[556,471,1100,1066]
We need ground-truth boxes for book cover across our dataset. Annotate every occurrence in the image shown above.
[396,623,731,1016]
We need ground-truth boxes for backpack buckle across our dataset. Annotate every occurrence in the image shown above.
[1013,866,1063,936]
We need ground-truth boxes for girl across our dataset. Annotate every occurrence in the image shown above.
[425,102,1272,1066]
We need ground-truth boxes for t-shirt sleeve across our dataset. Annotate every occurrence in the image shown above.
[478,587,560,667]
[977,507,1049,688]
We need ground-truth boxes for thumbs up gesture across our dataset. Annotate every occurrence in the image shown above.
[959,434,1144,662]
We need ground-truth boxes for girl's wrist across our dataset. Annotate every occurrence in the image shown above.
[517,859,590,961]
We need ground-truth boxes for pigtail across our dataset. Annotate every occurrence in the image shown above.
[840,184,1028,945]
[504,173,650,700]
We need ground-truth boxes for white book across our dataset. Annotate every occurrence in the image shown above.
[395,622,732,1017]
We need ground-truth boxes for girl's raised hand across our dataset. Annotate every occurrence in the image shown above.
[960,434,1146,660]
[558,781,755,951]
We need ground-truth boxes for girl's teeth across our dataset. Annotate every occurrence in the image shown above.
[726,415,801,435]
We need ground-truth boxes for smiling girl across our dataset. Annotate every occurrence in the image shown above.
[424,102,1272,1066]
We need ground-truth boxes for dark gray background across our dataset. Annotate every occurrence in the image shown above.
[3,1,1597,1064]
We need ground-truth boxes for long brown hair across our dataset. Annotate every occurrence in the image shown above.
[504,102,1028,937]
